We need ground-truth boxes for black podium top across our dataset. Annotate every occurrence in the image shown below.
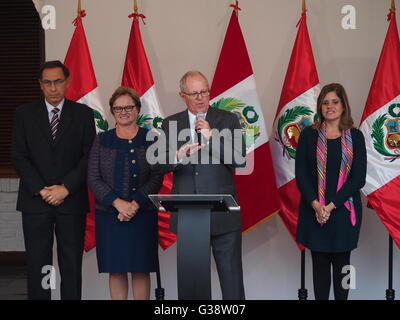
[148,194,240,213]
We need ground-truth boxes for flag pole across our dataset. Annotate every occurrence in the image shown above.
[302,0,306,13]
[385,1,396,301]
[386,235,395,300]
[230,0,240,17]
[383,2,397,301]
[298,249,308,300]
[131,0,164,300]
[297,0,308,302]
[77,0,81,17]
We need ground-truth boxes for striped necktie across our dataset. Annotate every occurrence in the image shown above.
[50,107,60,140]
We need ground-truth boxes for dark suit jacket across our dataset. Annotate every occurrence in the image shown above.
[154,106,246,235]
[11,99,96,214]
[87,128,164,213]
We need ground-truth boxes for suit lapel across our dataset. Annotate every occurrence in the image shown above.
[205,106,219,130]
[54,99,73,144]
[178,110,192,146]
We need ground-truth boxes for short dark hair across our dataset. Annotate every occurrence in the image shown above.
[38,60,70,80]
[109,86,141,114]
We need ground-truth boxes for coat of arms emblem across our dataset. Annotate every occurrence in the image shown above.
[371,103,400,162]
[275,106,315,159]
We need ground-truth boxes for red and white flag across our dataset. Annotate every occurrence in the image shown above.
[359,7,400,248]
[64,10,111,252]
[121,11,176,249]
[270,10,320,248]
[210,5,280,232]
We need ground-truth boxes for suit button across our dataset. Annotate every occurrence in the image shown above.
[133,174,137,178]
[131,160,136,164]
[128,140,133,144]
[130,149,135,153]
[132,188,136,191]
[195,172,199,176]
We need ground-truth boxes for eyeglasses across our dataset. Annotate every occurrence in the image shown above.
[182,90,210,99]
[40,79,66,87]
[112,105,136,113]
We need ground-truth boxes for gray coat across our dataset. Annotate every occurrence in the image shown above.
[153,106,246,235]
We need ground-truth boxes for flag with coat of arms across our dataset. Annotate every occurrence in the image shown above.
[270,9,320,248]
[210,4,280,232]
[64,9,112,252]
[359,6,400,248]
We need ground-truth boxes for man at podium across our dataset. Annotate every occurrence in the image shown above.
[153,71,246,300]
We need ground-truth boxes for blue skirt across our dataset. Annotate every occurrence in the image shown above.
[95,208,159,273]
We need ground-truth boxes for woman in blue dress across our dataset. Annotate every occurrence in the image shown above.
[88,87,163,300]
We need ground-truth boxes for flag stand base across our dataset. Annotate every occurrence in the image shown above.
[155,287,165,300]
[298,249,308,300]
[385,236,395,301]
[386,289,395,301]
[298,288,308,300]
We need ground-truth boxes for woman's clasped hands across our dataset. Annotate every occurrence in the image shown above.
[311,200,335,226]
[112,198,140,222]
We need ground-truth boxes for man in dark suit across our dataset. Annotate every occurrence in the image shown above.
[11,60,96,300]
[155,71,246,299]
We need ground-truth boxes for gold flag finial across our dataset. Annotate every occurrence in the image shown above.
[391,0,396,10]
[77,0,81,17]
[302,0,306,13]
[134,0,138,14]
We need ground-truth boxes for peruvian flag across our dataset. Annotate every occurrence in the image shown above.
[121,11,176,249]
[64,10,111,252]
[359,8,400,248]
[210,6,280,232]
[270,11,320,248]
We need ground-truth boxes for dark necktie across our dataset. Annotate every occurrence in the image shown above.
[50,107,60,140]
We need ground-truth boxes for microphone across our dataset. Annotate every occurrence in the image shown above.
[195,112,206,145]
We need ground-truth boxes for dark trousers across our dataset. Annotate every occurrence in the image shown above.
[211,230,245,300]
[22,210,86,300]
[310,251,351,300]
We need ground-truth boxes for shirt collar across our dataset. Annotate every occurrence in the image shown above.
[45,99,65,114]
[187,109,207,124]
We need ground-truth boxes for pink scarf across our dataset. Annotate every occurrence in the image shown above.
[316,122,356,226]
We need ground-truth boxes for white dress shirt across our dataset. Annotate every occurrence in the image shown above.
[45,99,65,123]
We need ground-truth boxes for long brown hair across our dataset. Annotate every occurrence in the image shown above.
[313,83,354,130]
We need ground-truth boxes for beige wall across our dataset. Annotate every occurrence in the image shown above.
[38,0,387,127]
[32,0,399,299]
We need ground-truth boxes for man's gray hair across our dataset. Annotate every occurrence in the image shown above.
[179,71,209,93]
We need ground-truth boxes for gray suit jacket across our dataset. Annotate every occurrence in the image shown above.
[154,106,246,235]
